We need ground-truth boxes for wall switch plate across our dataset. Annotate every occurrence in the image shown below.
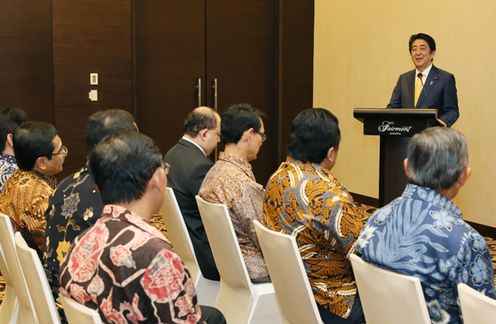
[90,73,98,85]
[89,89,98,101]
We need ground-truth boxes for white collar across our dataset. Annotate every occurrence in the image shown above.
[182,136,206,156]
[416,64,433,79]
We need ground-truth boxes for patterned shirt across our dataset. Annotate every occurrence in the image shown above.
[44,165,103,304]
[59,205,203,323]
[199,152,269,280]
[0,169,57,254]
[263,158,373,318]
[356,184,496,324]
[0,153,17,192]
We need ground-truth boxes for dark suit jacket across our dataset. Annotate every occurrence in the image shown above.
[164,138,220,280]
[387,65,459,126]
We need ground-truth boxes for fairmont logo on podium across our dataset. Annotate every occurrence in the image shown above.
[378,121,413,134]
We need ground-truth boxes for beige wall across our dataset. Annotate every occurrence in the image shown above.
[314,0,496,226]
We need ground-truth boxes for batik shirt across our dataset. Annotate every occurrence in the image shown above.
[263,158,373,318]
[59,204,203,323]
[199,152,269,280]
[44,165,103,304]
[0,153,17,192]
[0,169,57,254]
[356,184,496,324]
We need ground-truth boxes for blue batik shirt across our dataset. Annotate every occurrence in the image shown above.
[0,153,17,192]
[356,184,496,324]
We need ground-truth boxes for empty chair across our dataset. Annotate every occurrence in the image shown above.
[196,195,281,324]
[14,232,61,323]
[60,295,102,324]
[253,220,322,324]
[0,213,38,323]
[458,283,496,324]
[160,187,219,306]
[350,254,430,324]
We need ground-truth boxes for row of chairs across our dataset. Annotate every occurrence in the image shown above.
[1,186,493,323]
[0,213,101,323]
[164,188,496,324]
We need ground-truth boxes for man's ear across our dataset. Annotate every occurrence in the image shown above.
[198,128,209,140]
[456,166,471,188]
[148,167,166,192]
[241,128,253,142]
[326,146,337,165]
[403,159,412,178]
[34,156,48,172]
[6,133,14,149]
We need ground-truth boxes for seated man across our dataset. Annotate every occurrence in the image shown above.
[165,106,221,281]
[0,121,66,255]
[356,127,496,323]
[59,131,225,323]
[44,109,137,305]
[0,106,27,191]
[199,103,269,282]
[263,108,372,323]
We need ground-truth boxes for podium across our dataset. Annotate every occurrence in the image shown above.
[353,108,437,206]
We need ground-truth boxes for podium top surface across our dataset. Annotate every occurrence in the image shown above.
[353,108,437,122]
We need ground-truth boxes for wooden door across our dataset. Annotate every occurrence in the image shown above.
[134,1,206,153]
[0,0,54,122]
[52,0,133,176]
[206,0,276,184]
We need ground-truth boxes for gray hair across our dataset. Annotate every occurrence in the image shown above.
[406,127,468,190]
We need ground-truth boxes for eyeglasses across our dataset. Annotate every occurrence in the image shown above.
[162,159,170,175]
[52,145,68,156]
[254,130,267,142]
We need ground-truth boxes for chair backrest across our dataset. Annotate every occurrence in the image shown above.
[0,213,38,323]
[350,254,430,324]
[195,195,252,292]
[253,220,322,324]
[160,187,200,282]
[61,295,102,324]
[14,232,61,323]
[458,283,496,323]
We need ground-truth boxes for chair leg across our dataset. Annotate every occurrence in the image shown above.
[0,286,19,324]
[215,285,255,324]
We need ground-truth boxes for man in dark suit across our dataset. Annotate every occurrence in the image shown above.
[164,106,221,280]
[388,33,459,127]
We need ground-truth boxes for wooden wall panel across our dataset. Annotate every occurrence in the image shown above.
[52,0,133,176]
[0,0,54,122]
[276,0,314,163]
[206,0,276,184]
[133,1,206,154]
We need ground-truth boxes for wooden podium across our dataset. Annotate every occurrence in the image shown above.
[353,108,437,206]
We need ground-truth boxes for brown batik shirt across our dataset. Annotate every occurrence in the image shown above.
[263,158,374,318]
[199,152,268,280]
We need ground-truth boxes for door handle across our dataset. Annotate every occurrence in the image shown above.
[196,78,202,107]
[212,78,218,110]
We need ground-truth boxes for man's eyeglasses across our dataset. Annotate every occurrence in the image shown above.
[162,160,170,175]
[52,145,68,156]
[254,130,267,142]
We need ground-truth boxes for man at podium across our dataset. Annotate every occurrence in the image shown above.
[387,33,459,127]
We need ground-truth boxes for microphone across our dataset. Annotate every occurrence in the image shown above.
[417,72,424,86]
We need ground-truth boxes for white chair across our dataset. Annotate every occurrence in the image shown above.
[14,232,61,323]
[0,243,19,324]
[350,254,430,324]
[160,187,219,306]
[0,213,38,323]
[253,220,322,324]
[196,195,281,324]
[60,295,102,324]
[458,282,496,324]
